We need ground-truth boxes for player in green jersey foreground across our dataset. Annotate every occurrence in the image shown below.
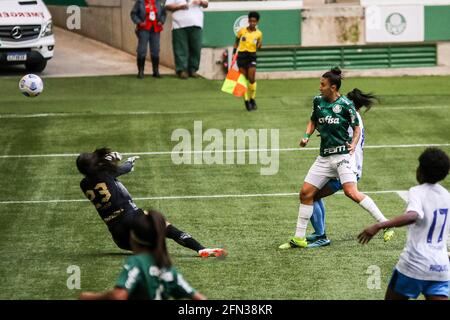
[80,209,206,300]
[280,67,394,249]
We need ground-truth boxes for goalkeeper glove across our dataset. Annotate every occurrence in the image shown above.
[127,156,140,163]
[127,156,140,171]
[104,151,122,162]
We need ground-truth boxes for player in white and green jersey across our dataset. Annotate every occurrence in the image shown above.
[310,93,359,157]
[308,89,378,248]
[80,210,206,300]
[279,67,393,250]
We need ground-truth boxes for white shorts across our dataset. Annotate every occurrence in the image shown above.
[304,154,358,189]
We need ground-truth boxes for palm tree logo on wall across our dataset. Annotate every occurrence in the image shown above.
[385,12,407,36]
[233,15,249,36]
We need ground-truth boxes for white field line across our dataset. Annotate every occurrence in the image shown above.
[0,105,447,119]
[396,191,409,203]
[0,189,406,205]
[0,143,449,159]
[0,111,200,118]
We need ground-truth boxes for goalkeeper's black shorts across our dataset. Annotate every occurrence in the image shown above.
[237,51,257,69]
[108,208,146,251]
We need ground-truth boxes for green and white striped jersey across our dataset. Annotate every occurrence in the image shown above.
[115,253,196,300]
[310,95,359,157]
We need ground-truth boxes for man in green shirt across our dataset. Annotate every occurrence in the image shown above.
[80,210,205,300]
[279,67,394,250]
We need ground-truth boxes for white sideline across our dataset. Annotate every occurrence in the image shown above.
[0,105,447,119]
[0,111,200,118]
[0,189,407,205]
[0,143,449,159]
[396,191,409,203]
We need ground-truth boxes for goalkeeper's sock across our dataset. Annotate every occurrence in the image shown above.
[166,224,205,252]
[249,82,257,99]
[295,204,314,239]
[359,196,388,222]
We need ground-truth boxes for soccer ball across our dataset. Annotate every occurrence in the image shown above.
[19,74,44,97]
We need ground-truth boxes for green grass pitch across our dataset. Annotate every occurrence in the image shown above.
[0,74,449,299]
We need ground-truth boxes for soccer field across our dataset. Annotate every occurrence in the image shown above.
[0,75,449,299]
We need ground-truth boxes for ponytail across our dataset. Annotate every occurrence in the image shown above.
[131,209,172,269]
[147,210,172,269]
[346,88,378,112]
[322,67,343,90]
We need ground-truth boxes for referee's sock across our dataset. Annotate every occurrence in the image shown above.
[249,82,257,99]
[244,90,250,101]
[166,224,205,252]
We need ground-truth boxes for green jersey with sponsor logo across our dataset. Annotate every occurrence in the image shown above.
[115,253,196,300]
[310,95,359,157]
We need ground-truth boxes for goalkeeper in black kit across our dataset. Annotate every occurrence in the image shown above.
[77,147,225,258]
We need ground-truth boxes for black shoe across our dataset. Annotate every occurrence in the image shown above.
[250,99,257,111]
[178,71,189,79]
[244,100,252,111]
[151,56,161,78]
[137,57,145,79]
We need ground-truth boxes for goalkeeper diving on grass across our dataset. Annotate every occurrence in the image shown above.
[76,147,226,258]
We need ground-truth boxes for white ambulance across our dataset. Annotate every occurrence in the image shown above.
[0,0,55,72]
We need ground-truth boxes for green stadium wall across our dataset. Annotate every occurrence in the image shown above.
[257,44,437,72]
[203,10,301,47]
[425,6,450,41]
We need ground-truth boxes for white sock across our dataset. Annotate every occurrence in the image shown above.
[295,204,314,238]
[359,196,388,223]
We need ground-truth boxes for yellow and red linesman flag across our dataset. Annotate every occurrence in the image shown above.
[221,53,248,97]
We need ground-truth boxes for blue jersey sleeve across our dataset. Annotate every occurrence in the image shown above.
[113,161,134,177]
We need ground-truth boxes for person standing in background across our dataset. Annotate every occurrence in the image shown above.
[233,11,262,111]
[131,0,166,79]
[165,0,208,79]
